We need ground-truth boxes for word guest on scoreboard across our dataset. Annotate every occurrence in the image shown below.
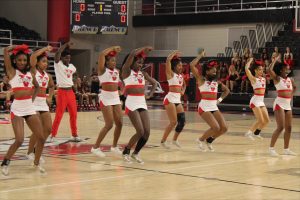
[71,0,128,34]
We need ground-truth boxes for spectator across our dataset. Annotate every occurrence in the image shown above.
[261,48,270,66]
[227,63,240,92]
[237,59,248,93]
[182,67,190,102]
[90,68,99,106]
[231,52,240,65]
[74,75,83,106]
[284,47,294,70]
[243,48,251,61]
[0,75,12,110]
[82,75,92,107]
[218,61,229,85]
[272,46,282,62]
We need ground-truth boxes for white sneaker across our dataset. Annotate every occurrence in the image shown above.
[172,140,181,148]
[160,142,170,149]
[123,154,132,163]
[33,164,46,174]
[269,148,279,157]
[91,147,106,157]
[245,131,255,141]
[39,156,46,164]
[26,153,35,161]
[254,134,263,140]
[196,139,206,152]
[26,153,46,164]
[110,146,122,155]
[283,149,297,156]
[206,141,215,152]
[131,153,144,164]
[1,165,9,176]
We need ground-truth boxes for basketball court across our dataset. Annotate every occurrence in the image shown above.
[0,105,299,199]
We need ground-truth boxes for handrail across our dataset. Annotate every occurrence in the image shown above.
[134,0,296,16]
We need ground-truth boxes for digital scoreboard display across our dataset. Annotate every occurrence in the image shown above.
[71,0,128,34]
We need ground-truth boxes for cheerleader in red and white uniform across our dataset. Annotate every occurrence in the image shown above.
[1,45,45,176]
[91,46,123,157]
[161,51,186,148]
[26,46,55,162]
[269,57,297,156]
[121,46,157,164]
[244,58,270,140]
[190,51,230,152]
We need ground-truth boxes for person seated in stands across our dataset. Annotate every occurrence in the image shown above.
[272,46,282,62]
[261,48,270,66]
[238,59,248,93]
[243,48,251,63]
[0,74,11,95]
[118,79,126,110]
[183,67,190,103]
[90,68,99,107]
[73,75,83,106]
[0,75,12,110]
[82,75,92,108]
[283,47,294,70]
[227,62,240,92]
[231,52,240,65]
[218,62,229,85]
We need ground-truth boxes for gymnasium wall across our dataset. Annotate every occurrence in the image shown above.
[134,24,257,57]
[0,0,48,39]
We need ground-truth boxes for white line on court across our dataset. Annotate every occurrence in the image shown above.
[0,156,268,193]
[166,156,267,172]
[0,172,152,193]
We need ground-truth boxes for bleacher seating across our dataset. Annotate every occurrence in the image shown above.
[0,17,41,40]
[264,22,300,66]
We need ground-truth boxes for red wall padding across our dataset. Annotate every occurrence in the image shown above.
[47,0,70,42]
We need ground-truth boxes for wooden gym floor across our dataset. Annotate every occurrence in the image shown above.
[0,105,299,200]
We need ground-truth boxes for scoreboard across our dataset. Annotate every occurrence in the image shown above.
[71,0,128,34]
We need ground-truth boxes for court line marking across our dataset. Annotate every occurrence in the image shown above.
[1,155,299,193]
[51,155,300,193]
[0,171,152,193]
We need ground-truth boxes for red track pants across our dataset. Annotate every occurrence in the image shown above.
[51,88,78,137]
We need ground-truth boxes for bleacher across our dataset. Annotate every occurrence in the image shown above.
[0,17,41,41]
[264,22,300,66]
[0,18,60,83]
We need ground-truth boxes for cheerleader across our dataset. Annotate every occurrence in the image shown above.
[26,46,55,162]
[244,58,270,140]
[91,46,123,157]
[121,46,157,164]
[269,57,297,156]
[161,51,186,148]
[190,51,230,152]
[1,45,45,175]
